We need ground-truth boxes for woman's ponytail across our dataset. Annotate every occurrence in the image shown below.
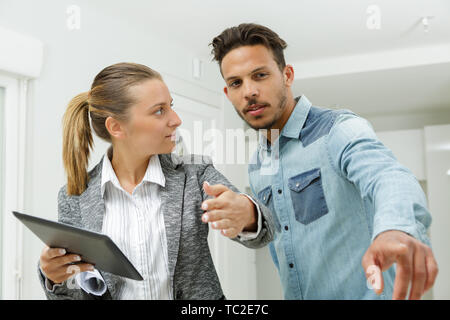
[62,92,93,196]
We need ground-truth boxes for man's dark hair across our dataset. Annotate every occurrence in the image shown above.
[210,23,288,73]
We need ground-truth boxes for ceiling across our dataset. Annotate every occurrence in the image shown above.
[92,0,450,116]
[94,0,450,60]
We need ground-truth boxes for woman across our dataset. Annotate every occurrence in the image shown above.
[37,62,272,300]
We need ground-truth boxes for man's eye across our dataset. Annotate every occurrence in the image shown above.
[256,73,268,78]
[229,80,241,87]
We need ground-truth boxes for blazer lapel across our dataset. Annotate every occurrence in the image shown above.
[158,154,186,282]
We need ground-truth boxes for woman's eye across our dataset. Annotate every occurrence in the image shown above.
[155,108,163,115]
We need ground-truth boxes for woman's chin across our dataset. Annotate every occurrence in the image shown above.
[161,141,177,154]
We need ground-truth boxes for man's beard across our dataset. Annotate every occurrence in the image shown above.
[237,89,288,130]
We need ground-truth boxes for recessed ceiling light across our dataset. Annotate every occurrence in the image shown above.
[422,16,435,33]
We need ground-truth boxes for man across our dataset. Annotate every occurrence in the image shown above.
[201,23,438,300]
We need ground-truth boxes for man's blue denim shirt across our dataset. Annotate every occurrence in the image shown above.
[248,95,431,299]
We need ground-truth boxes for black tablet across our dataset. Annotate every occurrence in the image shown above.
[13,211,143,281]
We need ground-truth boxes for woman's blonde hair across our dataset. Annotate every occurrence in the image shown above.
[62,62,162,196]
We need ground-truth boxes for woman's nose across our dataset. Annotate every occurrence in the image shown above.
[169,109,182,128]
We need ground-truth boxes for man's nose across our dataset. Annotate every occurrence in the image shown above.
[243,81,259,100]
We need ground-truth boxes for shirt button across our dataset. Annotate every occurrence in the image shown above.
[289,263,294,268]
[284,225,289,231]
[278,189,282,194]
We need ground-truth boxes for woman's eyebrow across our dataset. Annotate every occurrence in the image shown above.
[151,102,166,108]
[150,99,173,109]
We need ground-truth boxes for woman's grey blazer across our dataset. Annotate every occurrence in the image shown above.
[37,153,274,300]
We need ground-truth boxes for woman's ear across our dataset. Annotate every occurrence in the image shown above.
[105,116,126,140]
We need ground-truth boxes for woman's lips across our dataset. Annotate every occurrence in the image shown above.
[166,133,177,141]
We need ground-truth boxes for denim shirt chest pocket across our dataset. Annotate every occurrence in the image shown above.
[257,186,281,232]
[288,168,329,225]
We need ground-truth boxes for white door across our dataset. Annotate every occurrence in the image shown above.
[169,93,223,267]
[171,93,220,159]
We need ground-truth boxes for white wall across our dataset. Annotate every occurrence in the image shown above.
[376,129,425,180]
[365,110,450,132]
[0,0,234,299]
[424,124,450,300]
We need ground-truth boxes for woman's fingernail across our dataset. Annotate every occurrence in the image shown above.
[213,222,218,228]
[202,214,208,222]
[201,203,208,210]
[74,255,81,261]
[59,249,66,255]
[88,265,95,271]
[204,181,210,186]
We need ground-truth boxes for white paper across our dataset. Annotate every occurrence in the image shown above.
[75,269,107,296]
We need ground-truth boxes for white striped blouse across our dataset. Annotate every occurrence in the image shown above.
[100,151,172,300]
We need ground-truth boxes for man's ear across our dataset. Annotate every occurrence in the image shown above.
[105,116,126,140]
[284,64,295,87]
[223,86,229,97]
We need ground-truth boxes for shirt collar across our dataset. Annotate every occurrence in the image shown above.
[258,95,312,150]
[281,95,312,139]
[101,146,166,198]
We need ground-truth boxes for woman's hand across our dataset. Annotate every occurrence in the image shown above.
[40,246,95,284]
